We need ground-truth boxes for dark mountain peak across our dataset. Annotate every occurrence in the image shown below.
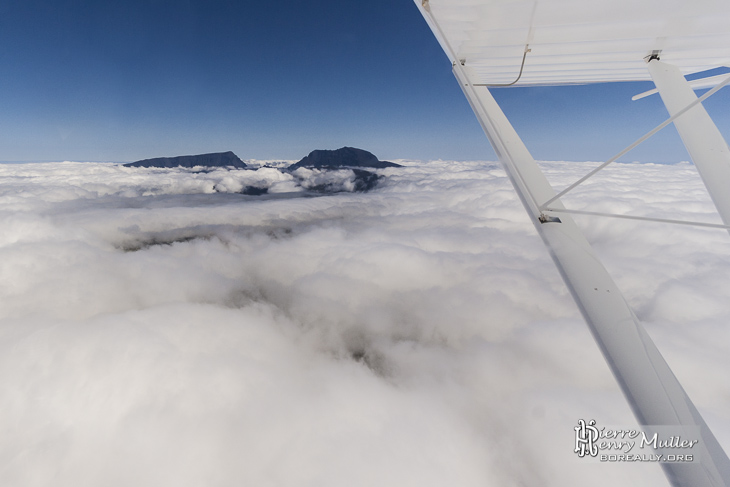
[124,151,247,169]
[289,147,401,170]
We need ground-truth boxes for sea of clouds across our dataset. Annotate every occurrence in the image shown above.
[1,160,729,486]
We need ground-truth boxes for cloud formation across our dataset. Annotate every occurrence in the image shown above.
[1,160,728,486]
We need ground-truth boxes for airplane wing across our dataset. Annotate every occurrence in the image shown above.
[421,0,730,85]
[413,1,730,486]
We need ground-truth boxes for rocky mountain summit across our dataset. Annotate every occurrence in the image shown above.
[124,147,399,171]
[122,147,399,195]
[124,151,247,169]
[288,147,400,170]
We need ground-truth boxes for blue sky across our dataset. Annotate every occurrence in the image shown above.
[1,0,729,163]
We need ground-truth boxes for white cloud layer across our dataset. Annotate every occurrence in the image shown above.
[1,160,729,486]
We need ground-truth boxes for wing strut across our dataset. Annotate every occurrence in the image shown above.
[454,63,730,487]
[415,2,730,486]
[648,59,730,230]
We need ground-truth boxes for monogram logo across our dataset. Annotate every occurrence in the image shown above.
[574,419,599,457]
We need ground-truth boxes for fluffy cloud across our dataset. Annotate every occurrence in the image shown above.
[1,160,728,486]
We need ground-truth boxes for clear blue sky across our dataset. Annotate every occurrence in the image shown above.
[1,0,729,163]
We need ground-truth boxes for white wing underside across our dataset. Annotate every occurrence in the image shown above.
[427,0,730,85]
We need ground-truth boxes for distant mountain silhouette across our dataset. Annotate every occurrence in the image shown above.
[288,147,400,170]
[124,151,247,169]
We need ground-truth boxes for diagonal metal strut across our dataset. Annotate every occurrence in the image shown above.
[539,72,730,210]
[543,206,730,230]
